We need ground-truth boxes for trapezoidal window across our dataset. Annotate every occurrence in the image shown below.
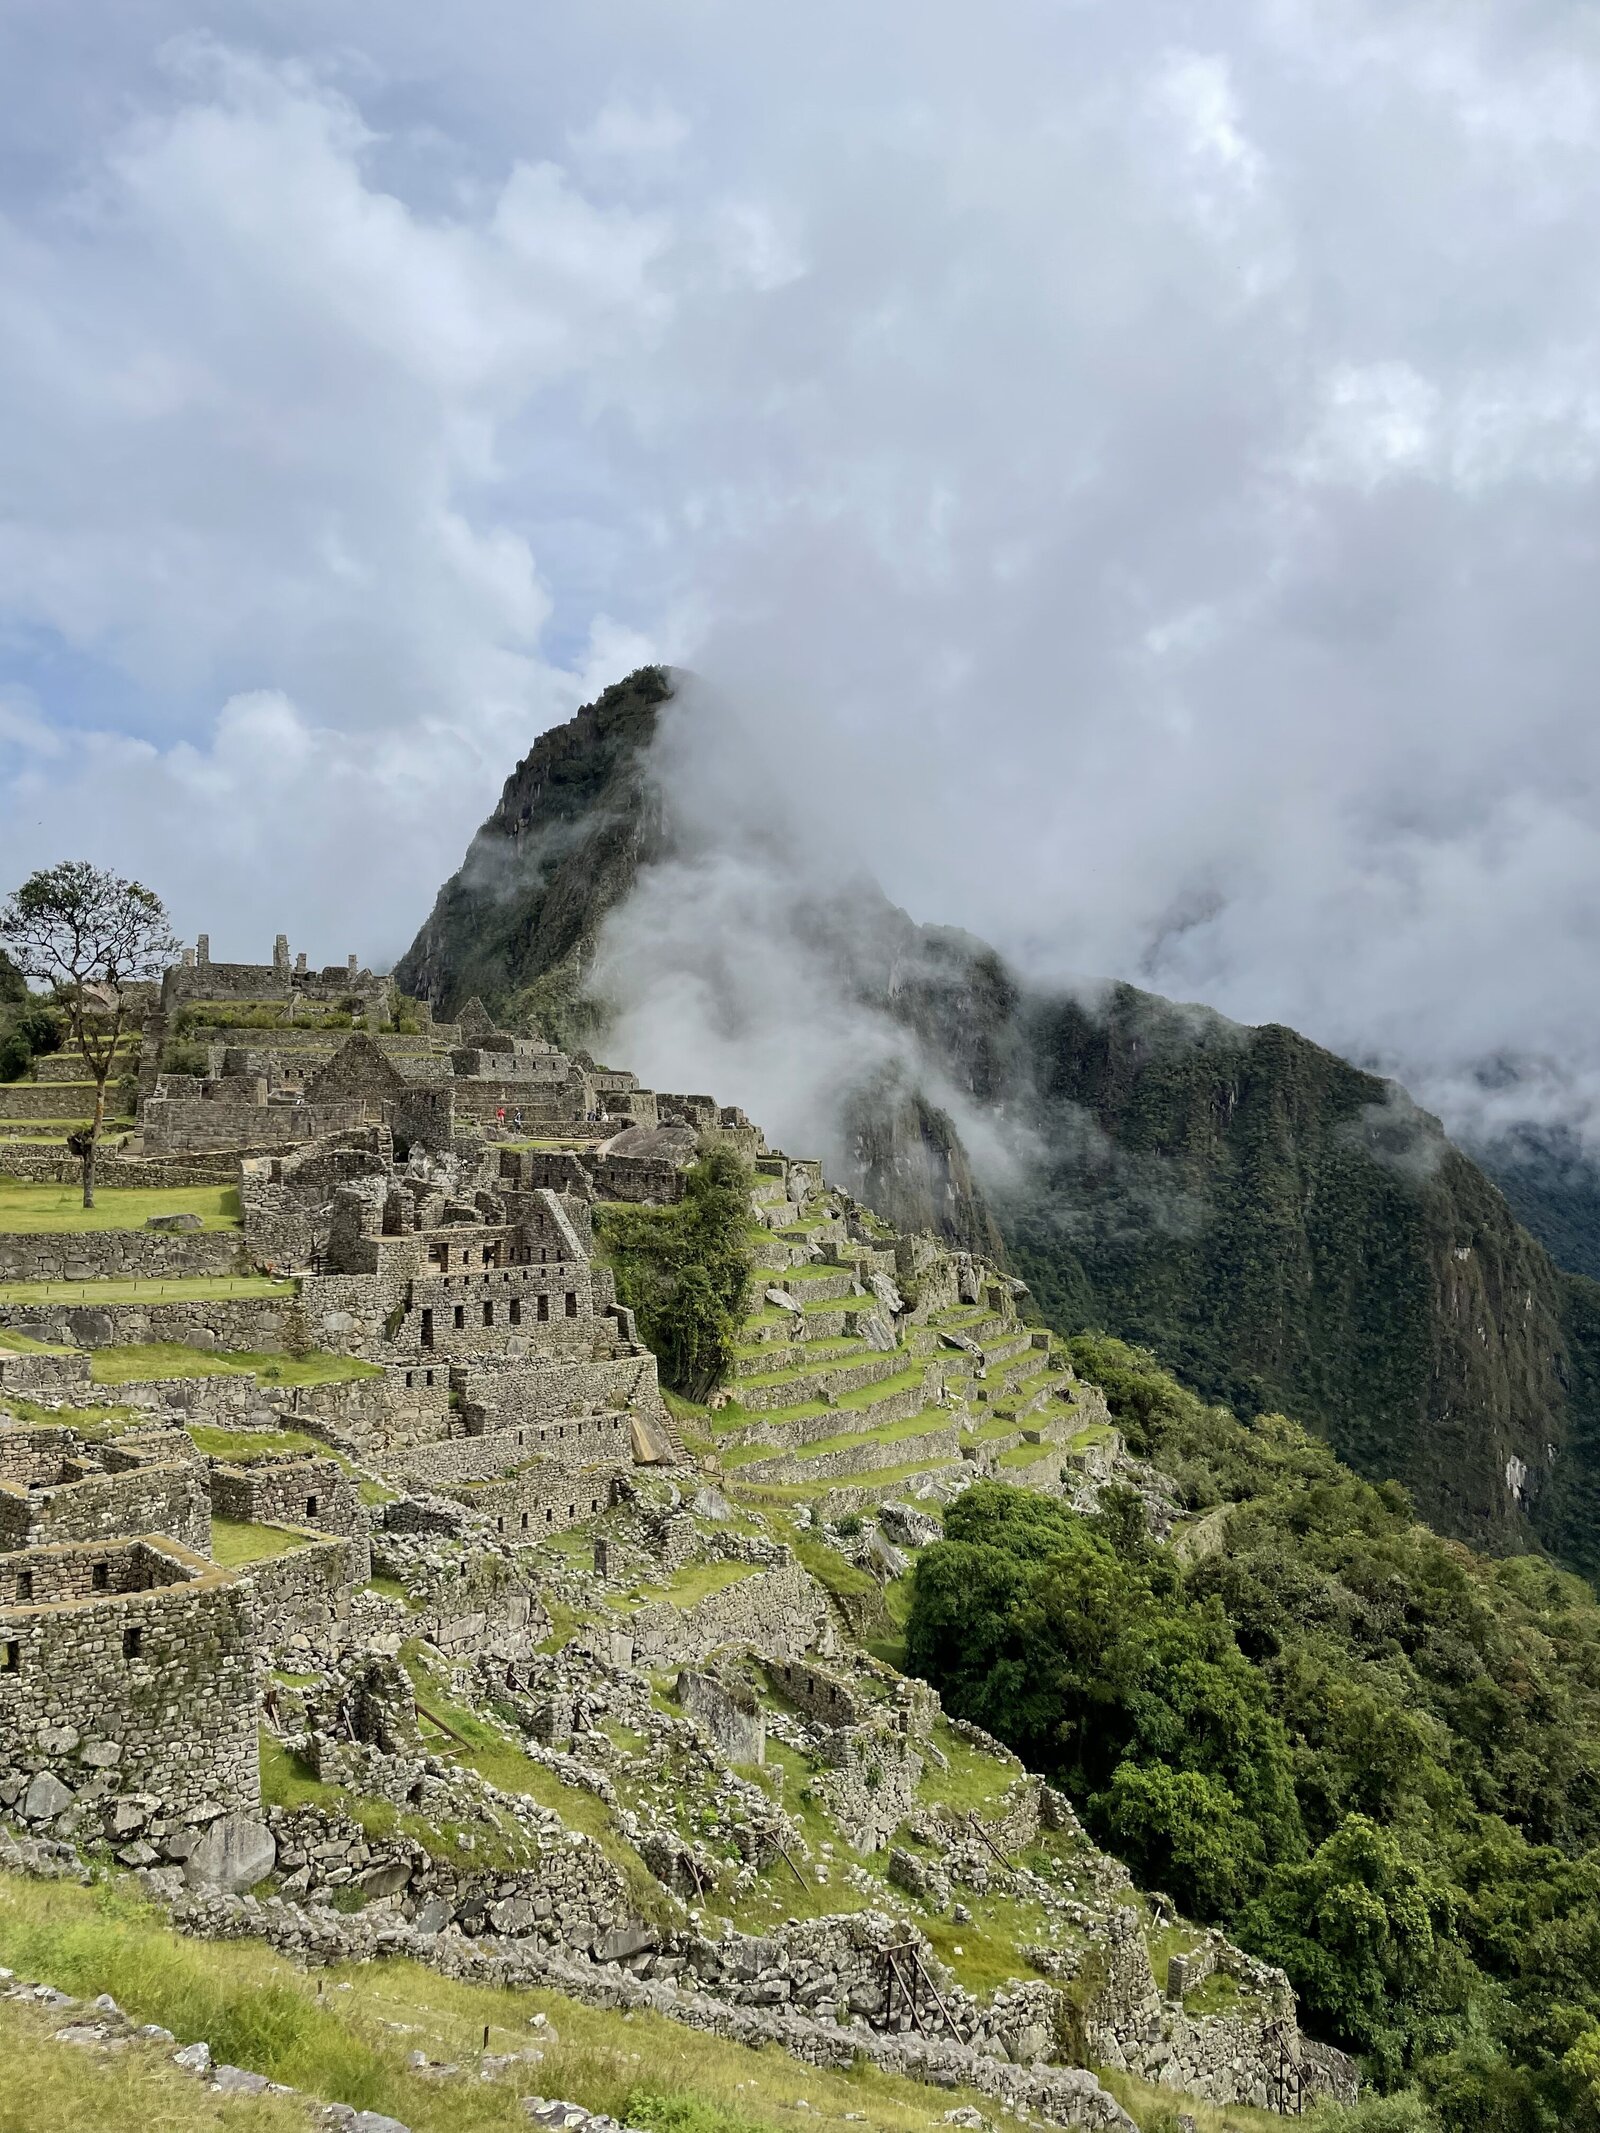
[420,1310,434,1350]
[122,1626,143,1660]
[15,1571,32,1602]
[0,1641,17,1674]
[305,1495,319,1517]
[91,1562,108,1593]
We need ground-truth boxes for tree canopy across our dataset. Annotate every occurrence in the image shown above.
[905,1335,1600,2125]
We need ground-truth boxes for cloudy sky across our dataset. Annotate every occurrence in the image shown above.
[5,2,1600,1142]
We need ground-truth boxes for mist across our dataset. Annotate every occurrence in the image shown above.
[6,5,1600,1159]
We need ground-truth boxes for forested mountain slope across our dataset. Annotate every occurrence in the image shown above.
[395,672,1600,1576]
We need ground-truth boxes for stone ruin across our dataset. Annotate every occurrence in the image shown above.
[0,947,1358,2127]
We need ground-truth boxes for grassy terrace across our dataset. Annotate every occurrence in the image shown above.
[210,1516,314,1566]
[88,1343,380,1387]
[0,1328,76,1354]
[728,1453,961,1505]
[0,1273,293,1306]
[0,1181,242,1232]
[609,1559,761,1610]
[729,1409,951,1468]
[187,1422,359,1471]
[0,1869,1090,2133]
[997,1440,1061,1470]
[0,1117,134,1133]
[715,1364,929,1434]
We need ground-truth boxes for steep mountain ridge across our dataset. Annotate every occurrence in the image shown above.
[395,671,1600,1575]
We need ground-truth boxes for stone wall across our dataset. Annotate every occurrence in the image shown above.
[0,1294,304,1354]
[141,1098,368,1155]
[400,1414,633,1485]
[0,1226,243,1283]
[209,1456,363,1541]
[441,1459,629,1543]
[0,1461,209,1557]
[678,1668,765,1765]
[0,1537,258,1823]
[0,1349,93,1400]
[244,1533,364,1646]
[0,1083,105,1118]
[0,1150,239,1188]
[626,1562,831,1671]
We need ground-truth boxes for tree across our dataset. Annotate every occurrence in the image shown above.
[0,863,179,1206]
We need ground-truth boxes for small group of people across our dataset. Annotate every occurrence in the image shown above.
[493,1105,525,1135]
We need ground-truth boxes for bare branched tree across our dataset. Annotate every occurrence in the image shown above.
[0,862,180,1207]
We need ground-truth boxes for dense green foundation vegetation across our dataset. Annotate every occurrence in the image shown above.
[594,1144,752,1398]
[908,1337,1600,2127]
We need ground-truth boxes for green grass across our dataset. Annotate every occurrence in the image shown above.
[0,1182,242,1233]
[726,1454,961,1505]
[0,1274,293,1306]
[917,1719,1019,1816]
[720,1404,946,1471]
[259,1735,531,1875]
[0,1997,308,2133]
[0,1867,1056,2133]
[995,1445,1056,1473]
[367,1572,417,1608]
[210,1517,314,1566]
[188,1423,336,1464]
[611,1561,760,1611]
[89,1344,381,1386]
[0,1396,138,1430]
[715,1366,928,1437]
[0,1328,79,1354]
[0,1115,134,1128]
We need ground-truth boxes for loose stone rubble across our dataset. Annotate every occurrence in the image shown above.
[0,937,1358,2125]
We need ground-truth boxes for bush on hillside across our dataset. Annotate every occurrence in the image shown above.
[593,1143,752,1399]
[906,1332,1600,2111]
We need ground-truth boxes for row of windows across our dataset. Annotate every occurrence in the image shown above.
[1,1625,141,1671]
[419,1264,577,1290]
[425,1240,564,1271]
[417,1294,579,1346]
[494,1497,602,1534]
[11,1559,112,1604]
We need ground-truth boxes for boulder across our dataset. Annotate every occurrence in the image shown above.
[869,1271,905,1316]
[879,1501,941,1548]
[182,1812,276,1893]
[22,1772,74,1822]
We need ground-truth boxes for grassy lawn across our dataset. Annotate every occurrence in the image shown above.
[210,1517,314,1566]
[0,1868,1052,2133]
[611,1561,761,1611]
[0,1327,79,1354]
[89,1344,381,1386]
[0,1274,293,1306]
[187,1422,356,1471]
[0,1181,242,1233]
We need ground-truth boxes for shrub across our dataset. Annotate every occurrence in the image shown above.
[594,1144,753,1398]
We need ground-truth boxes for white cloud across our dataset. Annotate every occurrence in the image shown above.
[7,2,1600,1157]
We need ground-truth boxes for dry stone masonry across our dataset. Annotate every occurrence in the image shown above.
[0,940,1358,2126]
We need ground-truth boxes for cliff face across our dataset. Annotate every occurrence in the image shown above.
[395,672,1600,1572]
[394,666,673,1045]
